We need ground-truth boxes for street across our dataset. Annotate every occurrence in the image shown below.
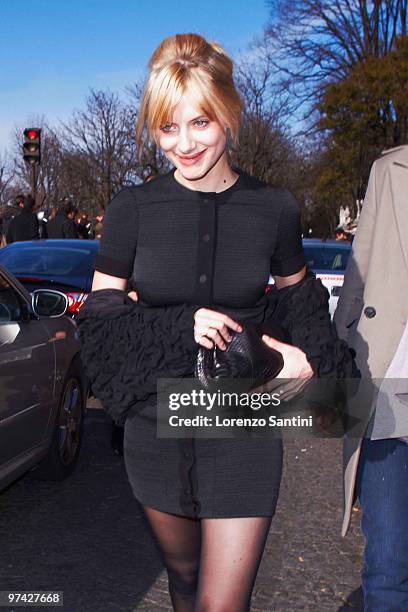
[0,407,364,612]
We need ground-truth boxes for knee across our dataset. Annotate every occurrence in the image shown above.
[167,563,199,596]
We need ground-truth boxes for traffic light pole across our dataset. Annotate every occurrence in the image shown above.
[30,165,37,202]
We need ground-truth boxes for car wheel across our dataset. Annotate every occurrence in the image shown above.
[34,360,85,481]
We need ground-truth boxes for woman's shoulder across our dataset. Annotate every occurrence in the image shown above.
[237,171,299,210]
[107,173,174,209]
[128,172,175,202]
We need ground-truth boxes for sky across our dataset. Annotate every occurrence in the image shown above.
[0,0,270,153]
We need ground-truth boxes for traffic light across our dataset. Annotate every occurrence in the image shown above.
[23,128,41,165]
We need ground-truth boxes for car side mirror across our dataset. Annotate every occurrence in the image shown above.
[31,289,68,318]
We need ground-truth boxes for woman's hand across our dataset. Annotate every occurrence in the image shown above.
[262,336,313,379]
[254,335,313,401]
[194,308,242,350]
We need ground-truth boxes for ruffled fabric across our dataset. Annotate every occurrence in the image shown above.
[265,273,357,378]
[77,289,198,424]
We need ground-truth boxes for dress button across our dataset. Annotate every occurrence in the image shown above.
[199,274,207,284]
[202,234,210,242]
[203,198,209,204]
[183,451,191,459]
[364,306,376,319]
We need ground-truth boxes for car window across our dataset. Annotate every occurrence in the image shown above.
[0,276,25,323]
[303,245,350,272]
[0,246,97,277]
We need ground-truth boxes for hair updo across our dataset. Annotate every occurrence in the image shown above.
[136,33,242,149]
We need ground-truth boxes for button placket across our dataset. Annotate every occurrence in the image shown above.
[193,196,216,305]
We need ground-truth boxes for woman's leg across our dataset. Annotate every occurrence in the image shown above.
[143,506,201,612]
[195,516,272,612]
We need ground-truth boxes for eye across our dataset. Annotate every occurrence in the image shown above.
[160,123,177,133]
[194,119,209,128]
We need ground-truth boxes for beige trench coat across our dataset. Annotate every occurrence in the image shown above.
[334,145,408,536]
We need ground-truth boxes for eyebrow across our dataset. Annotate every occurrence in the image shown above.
[165,115,209,126]
[189,115,209,122]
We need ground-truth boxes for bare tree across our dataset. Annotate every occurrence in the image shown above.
[265,0,408,114]
[61,89,136,210]
[232,51,310,212]
[0,152,15,206]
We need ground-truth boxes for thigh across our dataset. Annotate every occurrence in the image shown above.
[143,506,201,568]
[196,516,272,611]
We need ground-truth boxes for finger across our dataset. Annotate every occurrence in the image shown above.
[219,315,242,333]
[194,333,214,349]
[262,335,288,351]
[196,311,242,333]
[195,321,232,343]
[127,291,138,302]
[206,328,227,350]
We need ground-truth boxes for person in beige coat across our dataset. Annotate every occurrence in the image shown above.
[334,145,408,611]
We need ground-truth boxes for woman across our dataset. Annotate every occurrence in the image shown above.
[79,34,353,611]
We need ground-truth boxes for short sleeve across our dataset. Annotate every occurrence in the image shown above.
[94,188,138,279]
[270,189,305,276]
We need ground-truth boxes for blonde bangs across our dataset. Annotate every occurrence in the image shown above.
[146,65,185,134]
[187,70,240,142]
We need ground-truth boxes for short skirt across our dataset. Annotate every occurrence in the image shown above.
[123,401,283,518]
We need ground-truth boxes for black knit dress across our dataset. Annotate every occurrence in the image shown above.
[92,169,306,518]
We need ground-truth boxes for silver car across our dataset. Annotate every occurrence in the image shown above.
[0,265,87,491]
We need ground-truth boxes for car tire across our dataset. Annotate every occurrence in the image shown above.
[33,358,85,481]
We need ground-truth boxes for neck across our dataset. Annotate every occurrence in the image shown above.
[174,152,238,193]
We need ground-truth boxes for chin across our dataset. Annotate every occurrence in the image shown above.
[176,166,209,181]
[174,158,218,181]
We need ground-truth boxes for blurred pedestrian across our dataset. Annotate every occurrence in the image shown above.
[77,211,92,239]
[47,200,79,239]
[93,211,104,240]
[6,195,39,243]
[2,196,22,245]
[335,145,408,610]
[334,226,348,241]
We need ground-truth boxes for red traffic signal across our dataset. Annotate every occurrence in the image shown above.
[26,129,39,140]
[23,127,41,165]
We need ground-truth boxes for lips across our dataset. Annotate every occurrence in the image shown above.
[176,149,207,166]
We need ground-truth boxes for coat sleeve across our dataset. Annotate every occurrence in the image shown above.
[77,289,198,424]
[333,162,378,342]
[266,273,356,378]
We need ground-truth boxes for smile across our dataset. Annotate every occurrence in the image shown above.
[176,149,207,166]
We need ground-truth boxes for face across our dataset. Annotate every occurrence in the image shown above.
[155,92,227,182]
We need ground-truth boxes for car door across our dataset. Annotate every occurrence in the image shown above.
[0,272,55,465]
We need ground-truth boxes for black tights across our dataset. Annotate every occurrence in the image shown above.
[144,505,272,612]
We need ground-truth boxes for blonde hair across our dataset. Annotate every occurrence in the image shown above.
[136,33,242,150]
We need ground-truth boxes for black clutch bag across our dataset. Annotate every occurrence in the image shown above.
[195,321,285,393]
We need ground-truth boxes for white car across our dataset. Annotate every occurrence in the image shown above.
[302,239,351,317]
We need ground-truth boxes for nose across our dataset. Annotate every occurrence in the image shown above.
[177,126,195,154]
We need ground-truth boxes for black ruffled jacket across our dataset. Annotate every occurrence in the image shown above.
[77,275,356,424]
